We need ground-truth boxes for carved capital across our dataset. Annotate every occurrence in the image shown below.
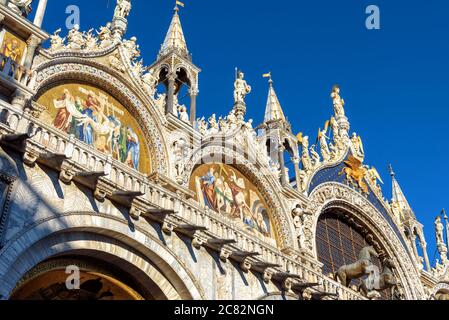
[26,35,41,49]
[23,150,39,167]
[219,248,232,263]
[192,235,204,249]
[129,203,143,221]
[240,259,252,273]
[162,221,173,235]
[263,270,273,283]
[282,278,293,292]
[59,165,74,184]
[94,183,108,202]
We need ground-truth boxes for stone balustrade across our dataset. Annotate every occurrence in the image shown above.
[0,53,34,87]
[0,101,366,300]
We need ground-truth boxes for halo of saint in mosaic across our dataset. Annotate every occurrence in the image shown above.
[37,83,150,173]
[190,163,272,238]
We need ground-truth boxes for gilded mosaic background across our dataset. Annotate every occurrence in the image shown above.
[37,83,151,173]
[1,30,27,64]
[190,163,273,239]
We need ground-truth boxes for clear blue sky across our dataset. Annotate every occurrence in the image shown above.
[39,0,449,265]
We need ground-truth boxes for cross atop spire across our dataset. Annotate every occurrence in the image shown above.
[263,74,286,123]
[159,4,189,57]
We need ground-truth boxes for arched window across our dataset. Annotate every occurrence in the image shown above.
[316,207,391,299]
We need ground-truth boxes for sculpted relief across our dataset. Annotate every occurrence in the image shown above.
[37,83,151,173]
[189,163,273,239]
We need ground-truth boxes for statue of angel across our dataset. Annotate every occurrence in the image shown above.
[331,85,345,117]
[49,28,65,52]
[233,70,251,104]
[351,133,365,157]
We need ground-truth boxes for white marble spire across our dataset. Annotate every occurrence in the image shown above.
[264,77,286,123]
[160,7,188,56]
[389,165,413,215]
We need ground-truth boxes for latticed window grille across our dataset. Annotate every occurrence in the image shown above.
[316,209,390,299]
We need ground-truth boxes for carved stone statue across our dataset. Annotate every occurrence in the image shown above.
[114,0,132,19]
[335,246,378,287]
[109,52,125,73]
[351,132,364,158]
[310,145,321,168]
[130,59,145,77]
[142,69,158,97]
[318,128,331,162]
[227,110,237,130]
[178,105,189,123]
[207,114,219,134]
[291,204,312,249]
[49,29,65,52]
[84,29,98,50]
[97,23,114,48]
[331,85,345,117]
[154,93,166,113]
[123,36,140,60]
[197,117,208,135]
[219,117,229,133]
[301,136,312,172]
[67,24,85,50]
[435,216,445,245]
[8,0,32,16]
[173,138,188,178]
[233,71,251,104]
[297,169,308,192]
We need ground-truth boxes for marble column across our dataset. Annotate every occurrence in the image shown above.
[189,89,197,126]
[165,72,176,115]
[410,234,420,262]
[420,242,431,271]
[278,145,288,186]
[293,157,301,192]
[24,35,40,69]
[33,0,48,28]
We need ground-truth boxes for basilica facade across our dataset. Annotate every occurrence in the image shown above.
[0,0,448,300]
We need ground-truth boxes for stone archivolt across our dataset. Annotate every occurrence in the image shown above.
[0,1,437,301]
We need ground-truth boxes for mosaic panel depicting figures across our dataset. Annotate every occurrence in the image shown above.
[0,30,27,64]
[37,83,150,173]
[190,163,273,239]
